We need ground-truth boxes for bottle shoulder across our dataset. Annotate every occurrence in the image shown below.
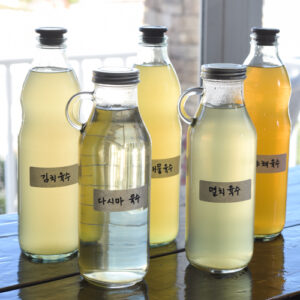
[136,62,179,79]
[82,107,151,145]
[21,68,79,96]
[245,65,291,89]
[244,46,284,68]
[192,105,256,136]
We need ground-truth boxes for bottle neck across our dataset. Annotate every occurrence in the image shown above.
[202,80,245,108]
[136,40,170,66]
[244,39,283,67]
[32,44,71,70]
[93,84,138,109]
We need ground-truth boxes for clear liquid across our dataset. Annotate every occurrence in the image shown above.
[135,64,181,246]
[18,68,80,260]
[79,106,151,288]
[186,105,256,272]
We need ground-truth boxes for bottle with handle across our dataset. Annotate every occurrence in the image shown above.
[66,67,151,288]
[135,26,181,247]
[243,28,291,241]
[179,64,256,273]
[18,27,80,262]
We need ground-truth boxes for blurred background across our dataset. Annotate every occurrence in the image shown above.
[0,0,299,213]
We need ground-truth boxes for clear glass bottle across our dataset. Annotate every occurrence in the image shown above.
[179,64,256,273]
[66,67,151,288]
[18,27,80,262]
[135,26,181,247]
[244,28,291,241]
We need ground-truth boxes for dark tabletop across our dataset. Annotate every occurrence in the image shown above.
[1,166,300,300]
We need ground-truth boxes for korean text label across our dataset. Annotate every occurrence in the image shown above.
[30,164,79,188]
[199,179,251,203]
[93,185,148,212]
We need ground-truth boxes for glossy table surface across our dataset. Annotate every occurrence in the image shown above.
[1,166,300,299]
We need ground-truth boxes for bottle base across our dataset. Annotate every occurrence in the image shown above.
[82,271,145,289]
[22,249,77,263]
[189,261,247,275]
[255,231,281,242]
[150,238,176,248]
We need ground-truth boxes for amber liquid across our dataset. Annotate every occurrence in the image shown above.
[244,66,291,238]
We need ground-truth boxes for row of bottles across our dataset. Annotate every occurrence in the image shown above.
[179,28,291,274]
[17,26,291,287]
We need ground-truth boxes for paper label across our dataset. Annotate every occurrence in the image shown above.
[199,179,251,203]
[256,154,287,173]
[93,185,148,212]
[30,164,79,188]
[152,156,180,178]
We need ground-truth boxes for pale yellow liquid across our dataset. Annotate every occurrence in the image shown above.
[186,105,256,272]
[18,68,80,259]
[135,64,181,246]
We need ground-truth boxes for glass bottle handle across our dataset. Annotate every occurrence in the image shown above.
[65,91,94,131]
[178,87,204,125]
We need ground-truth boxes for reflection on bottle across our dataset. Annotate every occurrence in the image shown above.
[185,264,252,300]
[250,235,284,299]
[78,280,148,300]
[146,241,178,300]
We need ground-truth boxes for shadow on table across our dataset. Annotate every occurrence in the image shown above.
[77,280,148,300]
[17,253,148,300]
[150,240,178,257]
[183,235,285,300]
[184,265,252,300]
[17,252,79,285]
[250,234,284,299]
[16,276,148,300]
[146,241,179,299]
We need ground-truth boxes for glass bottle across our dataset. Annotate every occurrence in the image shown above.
[244,28,291,241]
[66,67,151,288]
[18,27,80,262]
[179,64,256,273]
[135,26,181,246]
